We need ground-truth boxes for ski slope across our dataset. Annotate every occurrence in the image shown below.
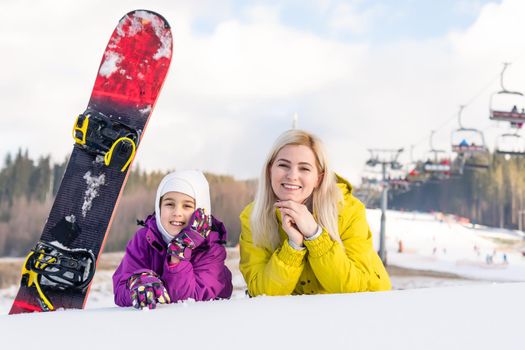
[366,209,525,282]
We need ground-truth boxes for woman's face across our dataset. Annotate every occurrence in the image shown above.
[270,144,321,203]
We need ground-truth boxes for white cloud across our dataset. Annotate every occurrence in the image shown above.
[174,9,365,98]
[2,0,525,187]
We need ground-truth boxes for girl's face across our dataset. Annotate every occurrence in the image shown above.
[160,191,195,236]
[270,144,322,203]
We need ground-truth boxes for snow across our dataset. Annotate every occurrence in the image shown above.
[113,10,172,61]
[152,29,172,60]
[366,209,525,282]
[1,209,524,349]
[81,172,106,217]
[133,10,173,60]
[98,51,123,78]
[1,283,524,349]
[139,105,152,115]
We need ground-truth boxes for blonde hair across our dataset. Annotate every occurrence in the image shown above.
[250,129,343,250]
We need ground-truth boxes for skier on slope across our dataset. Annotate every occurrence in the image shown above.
[239,129,391,296]
[113,170,233,309]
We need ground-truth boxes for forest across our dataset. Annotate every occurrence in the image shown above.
[0,149,256,256]
[389,153,525,230]
[1,149,524,257]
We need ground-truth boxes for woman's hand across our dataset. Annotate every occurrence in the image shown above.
[275,200,319,239]
[280,210,304,247]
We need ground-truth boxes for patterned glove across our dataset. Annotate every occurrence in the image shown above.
[167,208,212,260]
[127,271,171,310]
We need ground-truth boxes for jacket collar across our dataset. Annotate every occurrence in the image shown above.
[143,214,229,252]
[144,215,167,253]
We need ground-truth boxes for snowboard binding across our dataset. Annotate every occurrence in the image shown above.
[21,241,96,311]
[73,110,140,172]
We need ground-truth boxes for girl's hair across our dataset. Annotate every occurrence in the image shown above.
[250,129,343,250]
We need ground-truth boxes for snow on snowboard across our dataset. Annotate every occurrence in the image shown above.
[9,10,173,314]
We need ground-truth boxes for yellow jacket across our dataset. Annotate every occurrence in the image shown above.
[239,175,391,296]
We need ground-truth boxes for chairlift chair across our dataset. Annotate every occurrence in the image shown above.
[423,131,451,181]
[405,162,428,185]
[451,129,488,154]
[423,157,451,181]
[495,133,525,156]
[366,158,379,167]
[489,63,525,123]
[451,105,489,154]
[490,92,525,122]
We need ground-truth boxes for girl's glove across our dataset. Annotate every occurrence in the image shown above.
[167,208,211,260]
[127,271,170,309]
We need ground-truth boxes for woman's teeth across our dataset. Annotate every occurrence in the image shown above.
[282,184,301,190]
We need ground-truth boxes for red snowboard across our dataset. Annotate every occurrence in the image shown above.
[10,9,173,314]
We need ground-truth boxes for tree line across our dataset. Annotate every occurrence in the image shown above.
[389,153,525,230]
[3,149,521,257]
[0,149,256,257]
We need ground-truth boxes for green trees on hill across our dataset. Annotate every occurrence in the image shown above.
[390,153,525,230]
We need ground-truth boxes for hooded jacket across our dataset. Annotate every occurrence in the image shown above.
[113,214,233,306]
[239,174,391,296]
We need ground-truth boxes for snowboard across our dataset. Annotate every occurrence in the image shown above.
[9,9,173,314]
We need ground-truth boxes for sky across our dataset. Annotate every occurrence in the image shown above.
[3,0,525,184]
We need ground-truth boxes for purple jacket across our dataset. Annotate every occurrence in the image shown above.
[112,214,233,306]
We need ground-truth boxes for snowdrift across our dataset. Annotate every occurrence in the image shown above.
[2,282,524,350]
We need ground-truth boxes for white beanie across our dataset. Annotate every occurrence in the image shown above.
[155,170,211,244]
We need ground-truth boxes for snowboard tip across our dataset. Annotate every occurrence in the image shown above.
[123,9,171,29]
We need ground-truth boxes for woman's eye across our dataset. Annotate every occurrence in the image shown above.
[278,163,289,168]
[301,167,311,172]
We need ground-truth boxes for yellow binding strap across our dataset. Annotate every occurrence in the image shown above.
[21,251,55,311]
[104,137,137,172]
[72,114,89,145]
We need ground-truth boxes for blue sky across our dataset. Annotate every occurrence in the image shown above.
[193,0,500,42]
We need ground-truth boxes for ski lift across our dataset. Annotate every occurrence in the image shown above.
[489,63,525,123]
[451,106,488,154]
[423,158,451,181]
[403,146,425,185]
[388,178,410,193]
[365,150,380,167]
[405,162,428,185]
[423,131,451,181]
[361,170,382,187]
[366,158,379,167]
[495,132,525,156]
[388,166,409,190]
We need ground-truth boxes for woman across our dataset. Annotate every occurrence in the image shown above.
[239,129,391,296]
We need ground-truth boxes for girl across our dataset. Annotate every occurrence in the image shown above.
[239,129,391,296]
[113,170,233,309]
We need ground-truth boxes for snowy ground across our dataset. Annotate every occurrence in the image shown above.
[1,209,525,349]
[366,209,525,282]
